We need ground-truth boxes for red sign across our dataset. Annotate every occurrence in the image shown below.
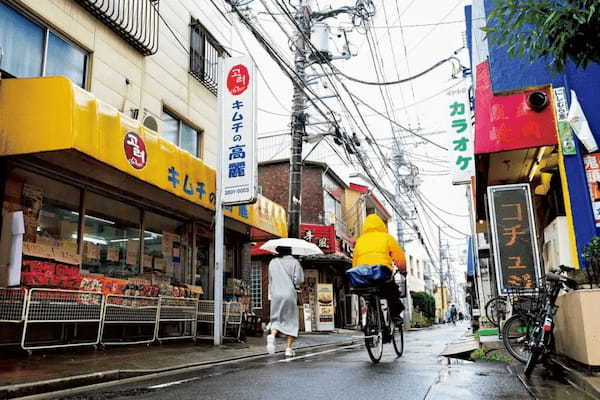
[124,132,147,170]
[300,224,336,253]
[227,64,250,96]
[474,61,557,154]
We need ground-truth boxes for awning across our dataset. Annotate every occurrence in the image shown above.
[474,61,557,154]
[0,77,287,238]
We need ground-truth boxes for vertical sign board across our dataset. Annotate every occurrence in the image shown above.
[583,154,600,227]
[447,83,475,185]
[488,184,541,294]
[316,283,335,331]
[221,56,257,205]
[553,87,577,156]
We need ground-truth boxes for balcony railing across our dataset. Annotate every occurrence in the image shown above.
[75,0,160,56]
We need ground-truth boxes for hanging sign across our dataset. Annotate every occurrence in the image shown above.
[447,83,475,185]
[220,56,257,205]
[488,184,541,294]
[553,87,577,156]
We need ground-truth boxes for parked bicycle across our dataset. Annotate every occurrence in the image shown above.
[501,265,578,376]
[523,265,578,377]
[484,296,509,328]
[350,279,404,364]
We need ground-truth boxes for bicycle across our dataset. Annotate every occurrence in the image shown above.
[351,283,404,363]
[502,289,546,363]
[523,265,578,377]
[484,296,509,328]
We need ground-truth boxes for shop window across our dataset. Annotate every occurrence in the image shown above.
[143,212,188,284]
[82,192,141,278]
[4,169,81,253]
[0,2,88,86]
[161,109,202,158]
[250,262,262,310]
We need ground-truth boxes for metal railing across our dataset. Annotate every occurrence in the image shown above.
[101,294,159,346]
[75,0,160,56]
[0,288,243,351]
[22,289,104,351]
[190,18,226,95]
[156,297,198,342]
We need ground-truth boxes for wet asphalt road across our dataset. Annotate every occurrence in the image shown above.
[59,323,531,400]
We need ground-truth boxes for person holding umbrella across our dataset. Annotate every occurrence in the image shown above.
[266,246,305,357]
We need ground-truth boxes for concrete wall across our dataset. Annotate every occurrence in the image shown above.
[11,0,231,168]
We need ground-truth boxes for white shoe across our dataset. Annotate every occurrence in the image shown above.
[266,334,275,354]
[285,348,295,358]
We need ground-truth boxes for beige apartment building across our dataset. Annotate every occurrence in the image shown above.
[0,0,288,350]
[1,0,231,167]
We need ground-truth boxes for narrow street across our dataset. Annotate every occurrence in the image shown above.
[57,324,530,400]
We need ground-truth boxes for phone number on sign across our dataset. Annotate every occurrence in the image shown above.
[224,187,250,196]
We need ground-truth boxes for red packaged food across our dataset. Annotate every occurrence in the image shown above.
[55,264,79,276]
[21,272,53,287]
[28,262,55,274]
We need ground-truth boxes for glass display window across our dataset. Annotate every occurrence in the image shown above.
[6,169,80,253]
[144,212,188,283]
[82,192,141,278]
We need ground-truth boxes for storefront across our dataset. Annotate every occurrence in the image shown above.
[251,223,354,331]
[0,77,287,349]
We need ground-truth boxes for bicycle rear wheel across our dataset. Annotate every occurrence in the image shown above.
[485,297,508,327]
[365,298,383,363]
[391,321,404,357]
[502,314,531,363]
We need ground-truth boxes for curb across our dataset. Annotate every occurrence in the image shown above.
[550,357,600,400]
[0,339,356,399]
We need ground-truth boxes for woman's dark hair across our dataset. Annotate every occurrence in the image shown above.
[276,246,292,256]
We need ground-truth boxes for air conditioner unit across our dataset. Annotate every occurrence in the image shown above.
[543,216,573,274]
[141,109,160,133]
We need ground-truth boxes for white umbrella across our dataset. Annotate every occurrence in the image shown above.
[260,238,323,256]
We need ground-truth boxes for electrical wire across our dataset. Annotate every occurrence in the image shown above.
[334,56,462,86]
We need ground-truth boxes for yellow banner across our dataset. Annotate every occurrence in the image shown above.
[0,77,287,238]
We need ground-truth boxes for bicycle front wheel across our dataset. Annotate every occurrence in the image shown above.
[524,347,541,377]
[365,298,384,363]
[502,314,531,363]
[392,321,404,357]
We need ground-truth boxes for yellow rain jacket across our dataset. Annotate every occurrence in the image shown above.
[352,214,406,272]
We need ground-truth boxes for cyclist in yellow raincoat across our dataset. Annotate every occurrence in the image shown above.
[352,214,407,322]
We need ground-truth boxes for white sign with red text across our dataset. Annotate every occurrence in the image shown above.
[220,56,257,205]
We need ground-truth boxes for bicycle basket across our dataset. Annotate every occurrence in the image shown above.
[345,265,390,288]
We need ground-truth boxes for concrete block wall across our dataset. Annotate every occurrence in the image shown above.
[12,0,231,169]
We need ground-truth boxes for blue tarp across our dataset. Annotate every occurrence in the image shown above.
[467,236,475,277]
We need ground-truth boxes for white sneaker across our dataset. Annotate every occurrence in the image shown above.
[266,334,275,354]
[285,348,295,358]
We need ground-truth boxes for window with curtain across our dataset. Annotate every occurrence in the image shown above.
[0,2,88,87]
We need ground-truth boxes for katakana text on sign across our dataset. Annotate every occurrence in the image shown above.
[221,57,257,205]
[447,85,474,185]
[488,185,541,293]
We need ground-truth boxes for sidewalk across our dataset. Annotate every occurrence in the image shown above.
[478,335,600,399]
[0,331,357,399]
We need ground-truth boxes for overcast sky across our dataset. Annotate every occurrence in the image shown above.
[227,0,472,275]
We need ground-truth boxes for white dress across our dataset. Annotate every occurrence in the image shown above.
[268,255,304,337]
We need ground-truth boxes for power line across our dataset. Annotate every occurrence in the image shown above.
[334,56,462,86]
[350,94,448,150]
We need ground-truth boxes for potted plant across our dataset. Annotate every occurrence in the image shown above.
[581,236,600,288]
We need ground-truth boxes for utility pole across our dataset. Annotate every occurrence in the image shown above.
[288,0,310,239]
[438,226,445,319]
